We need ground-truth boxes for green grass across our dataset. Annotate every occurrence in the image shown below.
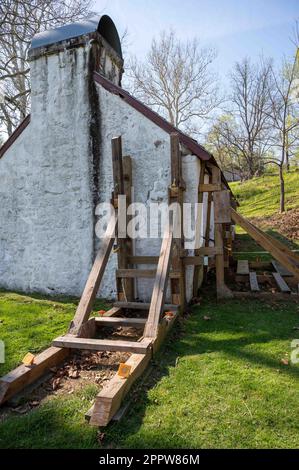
[0,290,109,376]
[230,169,299,219]
[229,170,299,260]
[0,291,299,449]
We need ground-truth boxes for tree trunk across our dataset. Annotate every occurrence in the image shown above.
[285,149,290,172]
[279,165,285,213]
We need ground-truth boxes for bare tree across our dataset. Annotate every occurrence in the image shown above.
[126,30,219,135]
[265,54,299,212]
[206,115,246,180]
[222,58,273,178]
[0,0,95,136]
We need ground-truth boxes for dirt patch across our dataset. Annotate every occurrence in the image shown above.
[0,340,133,422]
[250,208,299,242]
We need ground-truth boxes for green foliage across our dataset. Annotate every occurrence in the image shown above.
[0,290,109,376]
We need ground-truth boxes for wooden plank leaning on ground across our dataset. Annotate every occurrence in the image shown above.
[89,312,177,426]
[237,260,249,275]
[0,306,121,406]
[272,272,291,293]
[249,272,260,292]
[231,208,299,281]
[68,215,117,335]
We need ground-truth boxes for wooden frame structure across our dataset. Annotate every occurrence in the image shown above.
[0,134,190,426]
[5,130,294,426]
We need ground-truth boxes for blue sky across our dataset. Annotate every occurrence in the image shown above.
[96,0,298,83]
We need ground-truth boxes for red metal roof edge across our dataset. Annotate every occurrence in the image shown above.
[0,115,31,160]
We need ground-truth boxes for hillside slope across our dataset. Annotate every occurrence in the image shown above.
[229,170,299,256]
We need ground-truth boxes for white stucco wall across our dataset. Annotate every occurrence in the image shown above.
[95,84,204,301]
[0,45,94,295]
[0,38,207,303]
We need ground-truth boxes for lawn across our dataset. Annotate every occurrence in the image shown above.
[0,290,299,449]
[230,170,299,219]
[230,170,299,260]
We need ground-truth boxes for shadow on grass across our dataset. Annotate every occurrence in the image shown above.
[1,297,298,449]
[103,299,299,448]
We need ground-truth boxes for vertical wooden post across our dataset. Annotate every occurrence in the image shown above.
[169,133,186,311]
[123,155,134,301]
[203,174,212,282]
[212,166,233,299]
[111,136,130,302]
[193,162,205,296]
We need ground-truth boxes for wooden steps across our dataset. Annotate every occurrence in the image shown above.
[95,316,146,328]
[249,272,260,291]
[52,336,152,354]
[237,260,249,275]
[113,301,179,311]
[272,260,292,277]
[272,272,291,293]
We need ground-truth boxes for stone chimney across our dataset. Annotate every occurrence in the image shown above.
[0,16,124,295]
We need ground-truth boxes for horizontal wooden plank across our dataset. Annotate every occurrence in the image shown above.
[0,347,69,405]
[199,184,222,192]
[272,272,291,293]
[271,260,292,277]
[52,336,152,354]
[249,272,260,292]
[114,301,179,311]
[127,256,159,265]
[116,269,180,279]
[95,317,146,328]
[237,260,249,275]
[89,313,178,426]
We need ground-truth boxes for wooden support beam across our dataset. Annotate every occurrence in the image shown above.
[249,272,260,292]
[213,190,231,224]
[199,184,222,192]
[231,208,299,280]
[144,224,174,338]
[272,260,292,277]
[272,272,291,293]
[89,313,177,426]
[114,301,179,311]
[89,351,151,426]
[53,336,152,354]
[120,155,134,301]
[116,269,180,279]
[203,176,213,282]
[169,133,186,309]
[193,162,205,296]
[127,256,159,265]
[0,347,69,405]
[212,166,233,299]
[69,216,116,335]
[94,317,146,328]
[237,260,250,275]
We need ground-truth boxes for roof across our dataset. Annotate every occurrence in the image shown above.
[0,75,230,192]
[29,15,122,58]
[0,115,31,160]
[94,72,230,189]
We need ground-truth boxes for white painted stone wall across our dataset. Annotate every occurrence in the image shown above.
[0,45,94,295]
[95,84,204,301]
[0,36,208,302]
